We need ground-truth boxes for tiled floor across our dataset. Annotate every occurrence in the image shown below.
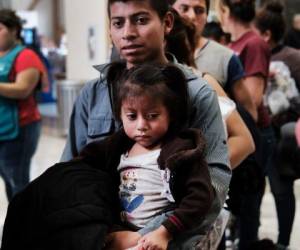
[0,123,299,249]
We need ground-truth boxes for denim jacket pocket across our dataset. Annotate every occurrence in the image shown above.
[88,116,114,139]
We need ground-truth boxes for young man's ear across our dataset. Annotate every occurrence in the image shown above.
[163,11,174,36]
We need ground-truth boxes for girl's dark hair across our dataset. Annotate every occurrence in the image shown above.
[205,0,210,14]
[254,1,286,43]
[203,21,227,42]
[166,8,197,67]
[107,62,189,134]
[0,9,23,40]
[108,0,170,20]
[220,0,255,23]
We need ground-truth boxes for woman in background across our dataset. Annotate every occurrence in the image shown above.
[254,1,299,248]
[216,0,272,249]
[0,9,47,201]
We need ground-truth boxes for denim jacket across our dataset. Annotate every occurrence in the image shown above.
[61,58,231,230]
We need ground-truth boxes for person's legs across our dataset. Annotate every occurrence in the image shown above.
[260,125,296,247]
[138,213,170,236]
[238,182,265,250]
[268,161,295,247]
[238,126,276,250]
[0,121,41,201]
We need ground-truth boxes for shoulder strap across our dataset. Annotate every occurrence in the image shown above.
[0,45,25,82]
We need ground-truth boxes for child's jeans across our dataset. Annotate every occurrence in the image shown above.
[136,210,226,250]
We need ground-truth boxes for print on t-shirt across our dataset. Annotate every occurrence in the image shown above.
[120,168,144,222]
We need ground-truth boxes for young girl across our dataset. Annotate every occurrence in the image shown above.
[104,63,214,250]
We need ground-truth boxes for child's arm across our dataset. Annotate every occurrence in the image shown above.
[105,231,141,250]
[158,129,216,235]
[137,225,172,250]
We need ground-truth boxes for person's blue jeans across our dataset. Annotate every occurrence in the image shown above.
[138,212,207,249]
[0,121,41,201]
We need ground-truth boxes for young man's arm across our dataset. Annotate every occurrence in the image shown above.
[60,83,90,162]
[187,77,231,214]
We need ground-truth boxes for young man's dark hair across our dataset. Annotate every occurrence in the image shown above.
[107,0,170,19]
[0,9,23,40]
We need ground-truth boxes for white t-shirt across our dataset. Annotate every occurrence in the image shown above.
[218,96,236,138]
[118,149,174,228]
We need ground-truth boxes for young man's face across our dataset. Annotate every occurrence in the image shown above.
[173,0,208,37]
[109,0,173,68]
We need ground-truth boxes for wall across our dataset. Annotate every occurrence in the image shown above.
[64,0,109,80]
[0,0,12,8]
[11,0,54,38]
[11,0,110,81]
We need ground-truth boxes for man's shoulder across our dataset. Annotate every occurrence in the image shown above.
[202,40,234,58]
[174,63,206,85]
[80,73,108,96]
[243,32,269,51]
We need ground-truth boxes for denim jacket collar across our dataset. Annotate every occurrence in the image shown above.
[92,53,197,82]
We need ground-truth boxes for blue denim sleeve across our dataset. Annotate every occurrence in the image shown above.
[60,82,90,162]
[187,77,231,208]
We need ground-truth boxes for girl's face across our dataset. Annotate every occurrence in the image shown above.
[121,94,170,149]
[0,23,16,52]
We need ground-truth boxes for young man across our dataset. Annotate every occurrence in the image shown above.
[172,0,257,120]
[61,0,231,247]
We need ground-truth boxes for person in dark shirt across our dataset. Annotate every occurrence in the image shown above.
[284,14,300,50]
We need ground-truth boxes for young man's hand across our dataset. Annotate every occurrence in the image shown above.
[137,226,172,250]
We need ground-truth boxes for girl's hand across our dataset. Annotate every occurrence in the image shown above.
[137,226,172,250]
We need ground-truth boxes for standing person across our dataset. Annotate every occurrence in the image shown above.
[166,11,259,249]
[61,0,231,237]
[102,63,214,250]
[165,9,255,169]
[255,2,300,91]
[254,1,299,248]
[216,0,271,249]
[0,10,46,201]
[171,0,257,120]
[284,14,300,50]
